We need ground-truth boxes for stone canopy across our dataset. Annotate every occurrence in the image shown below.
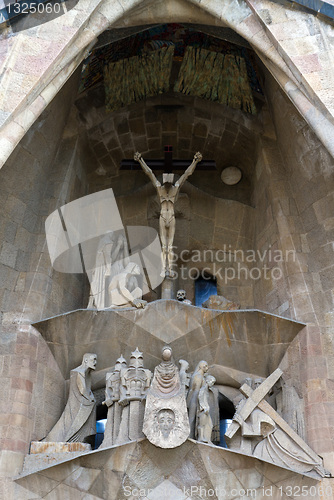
[33,301,305,382]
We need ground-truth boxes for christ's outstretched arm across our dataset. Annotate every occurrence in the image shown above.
[134,152,161,187]
[175,152,202,188]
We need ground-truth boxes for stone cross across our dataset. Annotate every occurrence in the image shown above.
[240,382,324,470]
[226,368,329,477]
[225,368,283,439]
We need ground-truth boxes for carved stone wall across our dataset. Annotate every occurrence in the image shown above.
[1,0,334,496]
[0,72,90,496]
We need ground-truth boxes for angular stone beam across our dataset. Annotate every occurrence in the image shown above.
[225,368,282,439]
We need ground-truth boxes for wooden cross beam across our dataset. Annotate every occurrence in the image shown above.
[120,145,216,172]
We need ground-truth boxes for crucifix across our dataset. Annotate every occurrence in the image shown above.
[127,147,215,277]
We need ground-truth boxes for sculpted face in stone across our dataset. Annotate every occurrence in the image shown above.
[84,353,97,370]
[205,375,215,388]
[157,409,175,438]
[162,347,172,362]
[199,360,208,373]
[254,378,263,389]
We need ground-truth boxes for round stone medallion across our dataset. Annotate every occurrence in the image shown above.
[221,166,242,185]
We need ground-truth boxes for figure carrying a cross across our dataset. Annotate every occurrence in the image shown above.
[134,150,203,277]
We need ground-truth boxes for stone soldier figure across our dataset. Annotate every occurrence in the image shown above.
[117,348,152,443]
[134,151,202,277]
[100,355,127,447]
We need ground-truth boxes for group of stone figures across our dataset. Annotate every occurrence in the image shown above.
[87,229,239,310]
[42,348,330,477]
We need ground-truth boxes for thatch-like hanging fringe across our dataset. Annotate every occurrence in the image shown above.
[174,47,256,115]
[104,46,175,112]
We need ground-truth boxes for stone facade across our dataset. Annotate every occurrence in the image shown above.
[1,0,334,498]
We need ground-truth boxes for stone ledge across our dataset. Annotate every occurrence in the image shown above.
[30,441,91,454]
[33,303,306,381]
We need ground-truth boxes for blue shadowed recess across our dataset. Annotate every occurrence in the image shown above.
[219,419,233,448]
[195,276,217,307]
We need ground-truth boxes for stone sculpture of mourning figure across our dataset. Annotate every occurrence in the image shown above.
[43,353,97,445]
[88,234,129,309]
[108,262,147,309]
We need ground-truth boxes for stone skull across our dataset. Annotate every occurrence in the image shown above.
[177,289,186,301]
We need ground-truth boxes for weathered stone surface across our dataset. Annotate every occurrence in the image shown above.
[202,294,240,311]
[43,353,97,444]
[32,304,305,381]
[30,442,91,454]
[15,440,320,499]
[1,1,334,496]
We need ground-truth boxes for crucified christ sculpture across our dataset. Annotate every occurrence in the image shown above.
[134,151,202,277]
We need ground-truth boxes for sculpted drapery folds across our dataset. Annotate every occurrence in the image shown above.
[186,360,208,439]
[143,346,190,448]
[43,353,97,444]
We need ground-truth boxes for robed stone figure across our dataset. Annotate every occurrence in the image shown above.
[143,346,190,448]
[43,353,97,444]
